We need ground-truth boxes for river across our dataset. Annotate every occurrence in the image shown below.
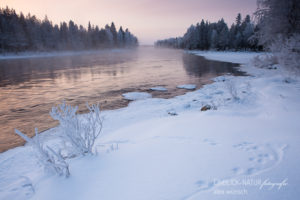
[0,46,243,152]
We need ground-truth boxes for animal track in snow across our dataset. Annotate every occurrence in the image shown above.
[195,180,214,190]
[203,138,218,146]
[182,180,215,200]
[0,176,35,199]
[182,142,287,200]
[232,142,287,176]
[231,167,244,175]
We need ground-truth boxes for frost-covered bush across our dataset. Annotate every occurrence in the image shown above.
[270,34,300,72]
[50,102,103,155]
[226,80,239,101]
[253,35,300,73]
[14,128,70,177]
[252,54,278,69]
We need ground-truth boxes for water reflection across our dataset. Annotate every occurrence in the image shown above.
[0,47,243,152]
[182,53,244,77]
[0,50,137,87]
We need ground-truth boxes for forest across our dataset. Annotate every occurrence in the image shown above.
[156,0,299,70]
[0,7,138,52]
[155,13,261,51]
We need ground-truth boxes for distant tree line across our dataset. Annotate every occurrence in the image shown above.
[0,7,138,52]
[155,13,261,51]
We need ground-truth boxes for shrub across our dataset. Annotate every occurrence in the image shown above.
[50,102,103,155]
[252,54,278,69]
[15,128,70,177]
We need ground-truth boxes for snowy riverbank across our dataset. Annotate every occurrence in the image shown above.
[1,51,299,200]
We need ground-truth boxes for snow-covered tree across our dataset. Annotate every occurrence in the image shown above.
[105,25,114,47]
[117,26,125,47]
[110,22,118,46]
[0,7,138,52]
[155,13,258,51]
[236,13,242,27]
[123,28,138,47]
[255,0,300,45]
[210,29,218,49]
[255,0,300,70]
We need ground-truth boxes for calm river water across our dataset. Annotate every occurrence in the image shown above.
[0,46,243,152]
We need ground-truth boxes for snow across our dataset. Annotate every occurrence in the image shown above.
[150,86,167,91]
[122,92,152,100]
[177,84,197,90]
[1,51,300,200]
[190,50,262,64]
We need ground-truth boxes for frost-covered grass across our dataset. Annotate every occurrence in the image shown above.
[1,51,300,200]
[14,128,70,178]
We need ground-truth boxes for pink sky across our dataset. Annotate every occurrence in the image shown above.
[1,0,257,44]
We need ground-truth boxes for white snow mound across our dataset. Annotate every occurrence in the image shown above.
[177,84,196,90]
[122,92,152,100]
[150,86,167,91]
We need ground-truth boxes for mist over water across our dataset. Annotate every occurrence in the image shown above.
[0,46,243,152]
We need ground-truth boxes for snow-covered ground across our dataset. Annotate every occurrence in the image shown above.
[1,51,300,200]
[189,50,262,64]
